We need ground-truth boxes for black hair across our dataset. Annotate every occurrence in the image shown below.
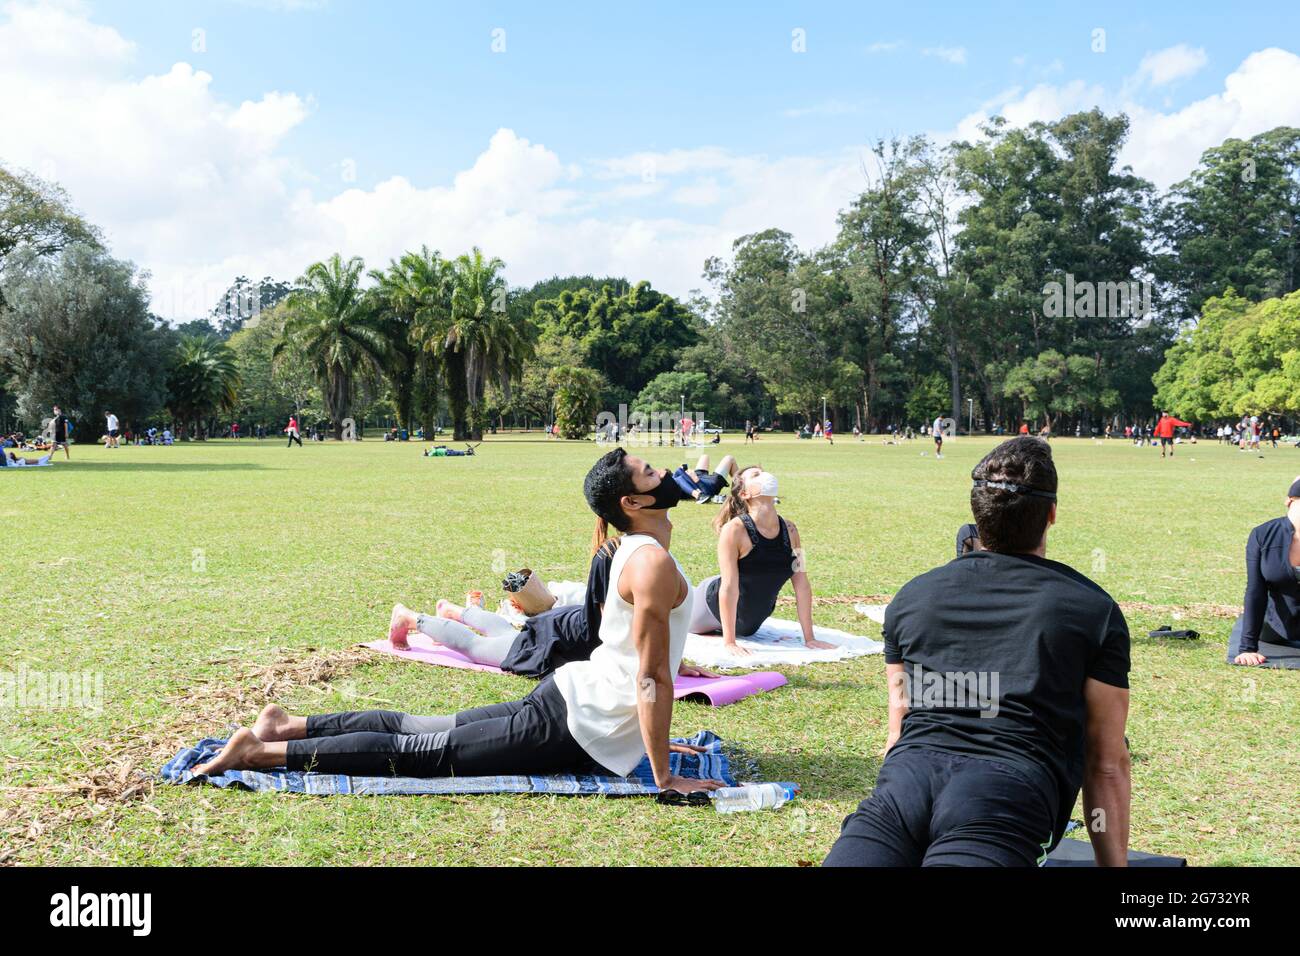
[970,437,1058,554]
[584,447,637,554]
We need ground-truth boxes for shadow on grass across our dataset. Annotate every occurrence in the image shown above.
[747,747,883,802]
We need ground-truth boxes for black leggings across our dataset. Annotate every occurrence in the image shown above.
[824,746,1058,867]
[284,676,607,778]
[287,432,302,447]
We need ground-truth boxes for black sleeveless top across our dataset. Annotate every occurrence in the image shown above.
[499,542,615,678]
[706,514,794,637]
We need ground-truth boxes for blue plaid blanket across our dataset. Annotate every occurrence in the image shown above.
[160,730,739,796]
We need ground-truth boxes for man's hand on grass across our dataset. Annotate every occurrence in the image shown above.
[658,774,726,793]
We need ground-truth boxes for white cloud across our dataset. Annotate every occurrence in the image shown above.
[922,46,967,65]
[946,47,1300,188]
[671,179,723,206]
[866,40,902,54]
[1135,43,1208,87]
[0,0,874,316]
[4,3,1299,320]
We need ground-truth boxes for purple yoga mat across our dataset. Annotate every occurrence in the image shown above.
[360,634,788,707]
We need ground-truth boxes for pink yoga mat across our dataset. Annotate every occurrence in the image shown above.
[361,634,788,707]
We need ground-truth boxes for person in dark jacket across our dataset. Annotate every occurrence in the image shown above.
[1229,476,1300,665]
[49,405,72,460]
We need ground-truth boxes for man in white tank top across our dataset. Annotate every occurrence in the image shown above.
[191,449,726,798]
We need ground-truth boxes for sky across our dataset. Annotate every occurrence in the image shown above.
[2,0,1299,320]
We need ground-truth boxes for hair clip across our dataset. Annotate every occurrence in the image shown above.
[971,478,1057,501]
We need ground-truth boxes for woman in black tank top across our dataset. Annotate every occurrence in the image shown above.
[689,466,836,656]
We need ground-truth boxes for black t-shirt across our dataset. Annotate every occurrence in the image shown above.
[884,550,1130,803]
[52,415,68,442]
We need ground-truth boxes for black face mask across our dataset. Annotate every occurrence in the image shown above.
[640,471,686,510]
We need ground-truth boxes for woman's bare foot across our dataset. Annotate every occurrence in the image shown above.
[389,603,417,648]
[251,704,304,742]
[436,599,465,623]
[192,728,264,776]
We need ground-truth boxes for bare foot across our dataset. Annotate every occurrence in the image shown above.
[252,704,295,741]
[389,603,417,648]
[436,599,465,624]
[192,728,263,776]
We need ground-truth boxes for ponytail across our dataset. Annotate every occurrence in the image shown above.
[591,516,609,557]
[713,463,761,533]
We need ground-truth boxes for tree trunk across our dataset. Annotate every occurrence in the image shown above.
[947,328,962,428]
[444,351,470,441]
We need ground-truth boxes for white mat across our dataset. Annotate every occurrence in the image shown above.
[853,603,888,625]
[684,618,883,669]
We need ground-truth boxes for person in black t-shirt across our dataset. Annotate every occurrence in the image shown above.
[49,405,72,460]
[824,436,1132,867]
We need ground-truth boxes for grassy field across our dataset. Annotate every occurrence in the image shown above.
[2,431,1297,866]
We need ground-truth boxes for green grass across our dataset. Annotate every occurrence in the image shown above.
[2,432,1297,866]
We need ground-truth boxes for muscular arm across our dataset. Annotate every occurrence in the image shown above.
[625,548,722,790]
[1082,677,1131,867]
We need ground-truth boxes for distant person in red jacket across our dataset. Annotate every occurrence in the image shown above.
[1018,422,1030,435]
[285,415,302,448]
[1152,413,1192,458]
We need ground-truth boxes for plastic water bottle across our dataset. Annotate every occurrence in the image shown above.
[712,782,799,813]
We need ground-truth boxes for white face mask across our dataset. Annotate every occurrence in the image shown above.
[749,471,779,498]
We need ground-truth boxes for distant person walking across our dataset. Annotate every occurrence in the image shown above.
[105,411,120,449]
[744,420,756,444]
[285,415,302,448]
[932,415,945,459]
[50,405,71,460]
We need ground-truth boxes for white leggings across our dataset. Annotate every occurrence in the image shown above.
[689,576,723,633]
[415,606,519,667]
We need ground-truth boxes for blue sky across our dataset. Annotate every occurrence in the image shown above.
[95,0,1298,191]
[4,0,1299,317]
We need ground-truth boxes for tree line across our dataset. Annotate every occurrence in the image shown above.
[2,109,1297,439]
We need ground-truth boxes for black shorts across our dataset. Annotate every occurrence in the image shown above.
[1160,436,1173,446]
[824,746,1058,867]
[933,434,943,445]
[108,430,119,438]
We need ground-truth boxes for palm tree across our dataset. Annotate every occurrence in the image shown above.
[370,246,451,435]
[416,247,532,439]
[276,254,392,440]
[167,334,241,439]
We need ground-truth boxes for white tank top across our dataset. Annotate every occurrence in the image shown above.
[553,534,693,776]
